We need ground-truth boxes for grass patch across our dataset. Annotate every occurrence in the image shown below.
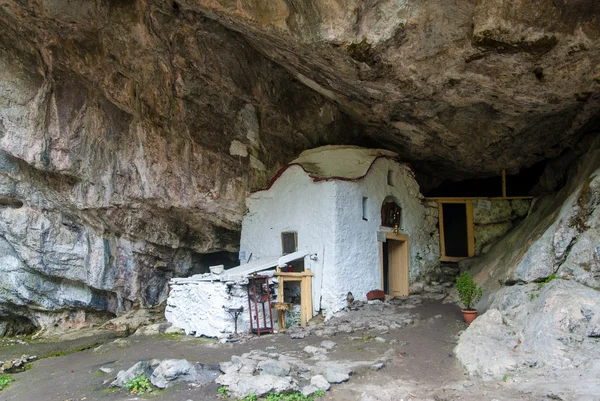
[264,390,326,401]
[0,375,13,391]
[218,386,230,398]
[538,274,556,289]
[125,375,154,395]
[161,332,185,340]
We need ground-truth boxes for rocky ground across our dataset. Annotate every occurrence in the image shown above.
[0,299,585,401]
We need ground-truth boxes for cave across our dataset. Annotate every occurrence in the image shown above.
[0,0,599,399]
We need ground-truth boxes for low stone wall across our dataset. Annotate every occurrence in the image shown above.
[166,277,278,338]
[472,199,531,255]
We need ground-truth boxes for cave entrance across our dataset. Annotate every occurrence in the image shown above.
[438,200,475,262]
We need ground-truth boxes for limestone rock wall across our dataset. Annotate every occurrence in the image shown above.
[0,1,359,331]
[455,136,600,396]
[472,199,531,255]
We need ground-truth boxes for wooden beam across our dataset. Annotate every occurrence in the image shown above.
[502,169,507,198]
[440,256,468,262]
[425,196,534,201]
[466,201,475,257]
[437,201,446,258]
[379,241,384,292]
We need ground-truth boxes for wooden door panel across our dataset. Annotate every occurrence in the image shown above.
[388,240,409,297]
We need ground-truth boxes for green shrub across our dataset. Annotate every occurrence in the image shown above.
[264,390,326,401]
[456,272,482,310]
[125,375,153,395]
[538,273,556,289]
[218,386,231,398]
[0,375,13,391]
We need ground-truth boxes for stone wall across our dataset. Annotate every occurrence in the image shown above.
[472,199,531,255]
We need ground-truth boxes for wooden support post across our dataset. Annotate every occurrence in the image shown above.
[437,201,446,258]
[466,201,475,257]
[502,169,507,198]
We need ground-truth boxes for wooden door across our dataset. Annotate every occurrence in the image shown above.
[388,239,409,296]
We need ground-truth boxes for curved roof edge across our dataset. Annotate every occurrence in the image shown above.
[253,145,411,194]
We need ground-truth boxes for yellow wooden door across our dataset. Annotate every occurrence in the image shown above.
[388,240,409,296]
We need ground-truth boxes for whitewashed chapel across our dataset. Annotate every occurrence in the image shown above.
[166,146,439,337]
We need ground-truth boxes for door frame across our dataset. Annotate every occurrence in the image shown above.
[437,200,475,262]
[379,232,410,296]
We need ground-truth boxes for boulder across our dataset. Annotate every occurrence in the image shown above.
[454,309,519,378]
[150,359,214,389]
[111,361,151,388]
[455,280,600,381]
[256,359,291,377]
[216,372,298,398]
[310,375,331,391]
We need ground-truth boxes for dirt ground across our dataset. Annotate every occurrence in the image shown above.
[0,301,539,401]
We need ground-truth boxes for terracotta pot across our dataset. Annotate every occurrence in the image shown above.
[461,309,478,325]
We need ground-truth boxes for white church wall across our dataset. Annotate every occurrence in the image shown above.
[240,165,337,314]
[324,158,439,314]
[166,280,251,338]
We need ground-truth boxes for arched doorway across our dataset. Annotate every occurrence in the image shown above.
[381,196,402,231]
[379,198,409,297]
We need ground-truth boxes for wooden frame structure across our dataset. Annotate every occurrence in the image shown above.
[274,267,314,327]
[426,170,534,262]
[436,200,475,262]
[379,232,410,297]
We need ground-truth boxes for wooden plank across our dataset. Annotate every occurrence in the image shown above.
[305,273,313,321]
[277,268,284,302]
[379,241,384,291]
[438,201,446,258]
[385,232,409,241]
[440,256,468,262]
[274,272,314,277]
[300,276,309,326]
[400,239,410,296]
[502,169,507,198]
[425,196,534,201]
[466,201,475,257]
[389,240,399,296]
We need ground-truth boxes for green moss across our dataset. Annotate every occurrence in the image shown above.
[43,343,100,358]
[538,274,557,289]
[161,332,185,340]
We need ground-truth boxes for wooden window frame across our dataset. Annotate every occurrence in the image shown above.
[437,200,475,262]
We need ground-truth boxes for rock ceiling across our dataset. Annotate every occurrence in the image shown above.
[2,0,599,182]
[0,0,599,254]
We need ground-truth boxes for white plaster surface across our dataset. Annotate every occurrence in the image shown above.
[325,158,439,314]
[166,280,252,338]
[241,166,334,316]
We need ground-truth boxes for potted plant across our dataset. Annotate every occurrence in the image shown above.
[455,271,482,324]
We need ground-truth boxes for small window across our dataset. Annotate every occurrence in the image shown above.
[281,232,298,255]
[387,170,394,186]
[362,197,369,221]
